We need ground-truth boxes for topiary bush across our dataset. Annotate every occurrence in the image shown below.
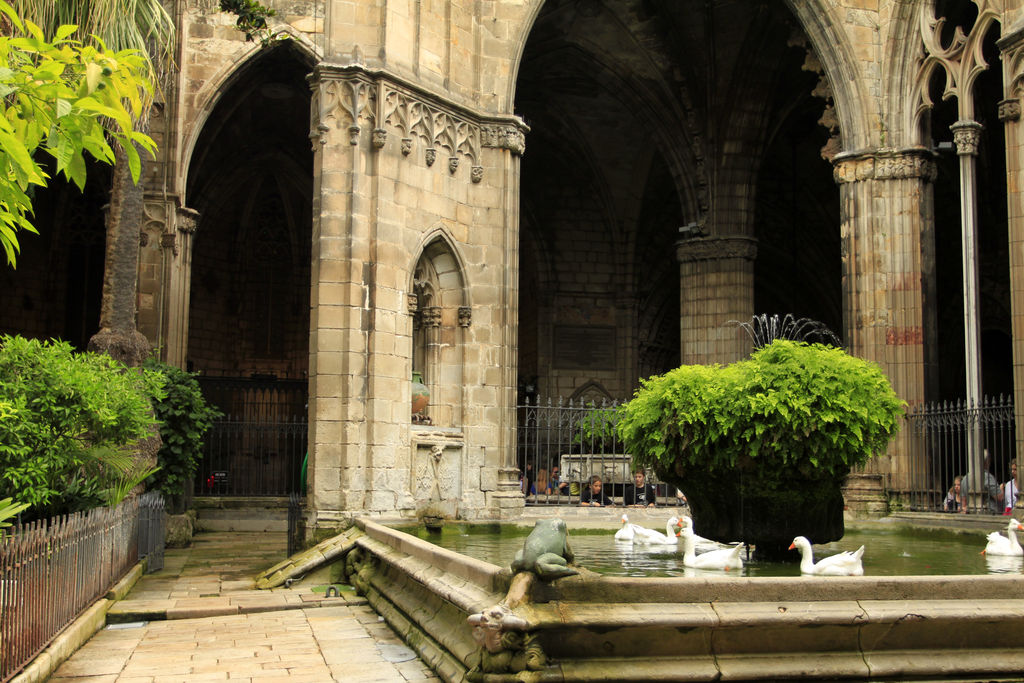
[143,358,222,513]
[0,334,165,520]
[616,339,904,558]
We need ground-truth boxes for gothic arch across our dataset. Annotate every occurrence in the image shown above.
[409,229,471,427]
[782,0,873,151]
[180,39,319,196]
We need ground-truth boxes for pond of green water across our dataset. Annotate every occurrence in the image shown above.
[407,522,1024,577]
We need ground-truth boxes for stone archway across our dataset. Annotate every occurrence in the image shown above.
[515,1,843,397]
[184,43,314,497]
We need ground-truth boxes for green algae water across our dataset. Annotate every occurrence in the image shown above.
[408,522,1023,577]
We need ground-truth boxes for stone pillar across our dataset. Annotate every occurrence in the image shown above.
[833,149,936,491]
[951,120,986,486]
[998,27,1024,507]
[141,195,198,369]
[675,236,757,365]
[307,66,379,529]
[159,205,199,370]
[305,60,528,534]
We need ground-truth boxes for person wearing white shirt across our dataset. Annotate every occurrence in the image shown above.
[1002,459,1019,516]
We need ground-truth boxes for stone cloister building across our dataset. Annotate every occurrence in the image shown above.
[3,0,1024,532]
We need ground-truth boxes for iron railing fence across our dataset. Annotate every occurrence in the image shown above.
[137,492,166,573]
[287,493,303,557]
[905,395,1016,514]
[0,495,165,683]
[516,397,680,506]
[196,378,308,496]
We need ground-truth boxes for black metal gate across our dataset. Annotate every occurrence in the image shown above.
[196,377,308,496]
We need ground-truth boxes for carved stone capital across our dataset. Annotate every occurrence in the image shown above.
[999,99,1021,123]
[407,293,419,315]
[481,124,526,155]
[177,206,200,234]
[423,306,442,328]
[951,120,983,156]
[458,306,472,328]
[832,149,937,184]
[676,236,757,264]
[160,232,177,255]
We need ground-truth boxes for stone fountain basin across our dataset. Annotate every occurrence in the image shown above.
[334,518,1024,681]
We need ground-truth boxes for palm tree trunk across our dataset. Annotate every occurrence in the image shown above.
[88,141,151,367]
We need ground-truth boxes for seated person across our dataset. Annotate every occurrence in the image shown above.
[546,466,569,495]
[944,475,964,513]
[964,451,1002,513]
[580,475,614,507]
[1002,459,1018,515]
[622,467,657,507]
[521,463,536,496]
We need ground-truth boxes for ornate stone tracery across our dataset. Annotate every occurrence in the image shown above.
[311,65,527,184]
[912,0,1002,134]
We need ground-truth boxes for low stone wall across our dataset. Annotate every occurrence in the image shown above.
[350,518,1024,682]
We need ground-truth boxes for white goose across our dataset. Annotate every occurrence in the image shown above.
[789,536,864,576]
[614,513,642,542]
[677,517,730,553]
[679,525,744,571]
[631,516,684,546]
[982,518,1024,556]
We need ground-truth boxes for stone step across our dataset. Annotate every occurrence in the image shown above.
[193,496,292,532]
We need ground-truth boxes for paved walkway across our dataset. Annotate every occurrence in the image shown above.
[47,531,441,683]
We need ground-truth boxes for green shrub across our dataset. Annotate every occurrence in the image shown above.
[616,339,905,482]
[616,340,904,553]
[0,335,165,520]
[143,358,222,513]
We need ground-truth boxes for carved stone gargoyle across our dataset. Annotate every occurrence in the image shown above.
[465,519,579,680]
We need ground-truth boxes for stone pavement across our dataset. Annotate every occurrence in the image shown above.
[46,531,441,683]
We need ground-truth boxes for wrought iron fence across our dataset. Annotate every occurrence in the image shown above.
[905,395,1017,514]
[196,378,308,496]
[138,492,166,573]
[516,397,680,506]
[0,495,165,682]
[287,493,303,557]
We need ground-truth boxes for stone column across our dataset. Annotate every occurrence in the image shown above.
[307,66,381,529]
[143,197,199,369]
[833,149,936,492]
[998,27,1024,508]
[951,120,986,486]
[675,236,757,366]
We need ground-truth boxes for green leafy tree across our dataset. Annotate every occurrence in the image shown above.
[0,1,158,268]
[616,340,905,557]
[143,358,222,513]
[10,0,175,365]
[0,334,165,520]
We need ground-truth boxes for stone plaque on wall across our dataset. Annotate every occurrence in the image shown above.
[553,325,617,370]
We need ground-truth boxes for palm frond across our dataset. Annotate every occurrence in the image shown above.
[10,0,176,108]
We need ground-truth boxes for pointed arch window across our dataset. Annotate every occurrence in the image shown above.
[409,236,471,427]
